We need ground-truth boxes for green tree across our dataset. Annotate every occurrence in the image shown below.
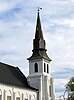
[66,77,74,100]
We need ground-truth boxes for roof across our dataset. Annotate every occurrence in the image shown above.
[28,11,52,61]
[28,49,52,61]
[0,62,37,91]
[35,11,43,40]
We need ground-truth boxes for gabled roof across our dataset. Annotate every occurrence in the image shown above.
[0,62,37,91]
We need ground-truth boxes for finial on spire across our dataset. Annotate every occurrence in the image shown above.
[37,7,42,12]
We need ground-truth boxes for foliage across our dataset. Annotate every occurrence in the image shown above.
[66,77,74,91]
[65,77,74,100]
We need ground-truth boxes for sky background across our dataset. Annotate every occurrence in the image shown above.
[0,0,74,99]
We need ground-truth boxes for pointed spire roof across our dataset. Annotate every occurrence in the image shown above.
[27,10,52,61]
[35,11,44,40]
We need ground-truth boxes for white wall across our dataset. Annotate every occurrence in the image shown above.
[0,83,37,100]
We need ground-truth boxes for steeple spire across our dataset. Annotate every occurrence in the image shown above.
[27,10,51,61]
[34,9,46,50]
[35,8,43,40]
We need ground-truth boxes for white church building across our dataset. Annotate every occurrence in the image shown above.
[0,10,55,100]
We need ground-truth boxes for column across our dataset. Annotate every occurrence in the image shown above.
[22,93,24,100]
[13,92,15,100]
[46,76,49,100]
[3,90,6,100]
[39,76,42,100]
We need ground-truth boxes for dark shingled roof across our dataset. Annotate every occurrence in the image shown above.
[35,11,43,40]
[0,62,37,91]
[28,11,52,61]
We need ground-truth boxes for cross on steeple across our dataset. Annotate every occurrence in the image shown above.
[37,7,42,12]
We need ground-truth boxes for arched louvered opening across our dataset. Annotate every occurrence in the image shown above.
[34,63,38,72]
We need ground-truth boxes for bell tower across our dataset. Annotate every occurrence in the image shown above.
[27,10,55,100]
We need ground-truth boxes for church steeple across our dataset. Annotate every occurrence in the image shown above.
[28,11,51,61]
[27,10,55,100]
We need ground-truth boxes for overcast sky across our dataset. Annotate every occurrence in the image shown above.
[0,0,74,98]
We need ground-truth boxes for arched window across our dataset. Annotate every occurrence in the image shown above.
[25,93,28,100]
[44,63,46,72]
[47,64,49,73]
[7,90,11,100]
[34,63,38,72]
[16,92,20,100]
